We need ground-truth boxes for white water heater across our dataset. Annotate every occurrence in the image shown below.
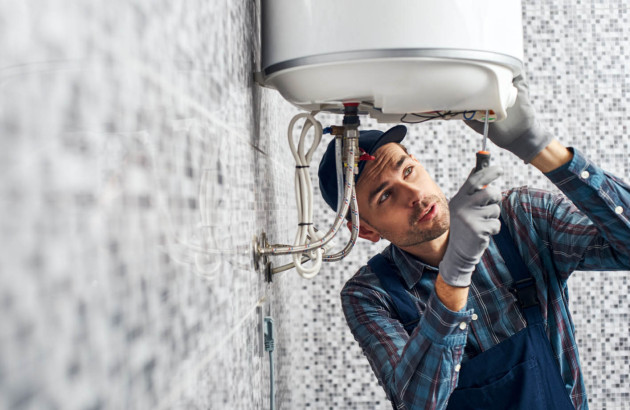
[260,0,524,122]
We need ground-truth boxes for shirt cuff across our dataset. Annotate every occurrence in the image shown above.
[418,292,474,347]
[544,147,605,190]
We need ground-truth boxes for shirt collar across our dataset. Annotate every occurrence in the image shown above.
[382,244,439,289]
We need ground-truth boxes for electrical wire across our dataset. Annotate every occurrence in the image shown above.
[336,100,483,124]
[400,110,481,124]
[268,350,275,410]
[463,110,476,120]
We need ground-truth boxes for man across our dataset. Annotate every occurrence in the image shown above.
[317,77,630,409]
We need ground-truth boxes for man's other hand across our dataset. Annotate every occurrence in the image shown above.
[465,75,554,163]
[438,166,503,288]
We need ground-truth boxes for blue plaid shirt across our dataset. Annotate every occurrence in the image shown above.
[341,149,630,409]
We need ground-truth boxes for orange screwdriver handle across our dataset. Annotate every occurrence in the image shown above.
[475,151,491,172]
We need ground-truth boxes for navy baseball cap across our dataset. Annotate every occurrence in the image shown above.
[317,125,407,212]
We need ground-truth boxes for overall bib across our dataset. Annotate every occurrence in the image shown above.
[368,218,575,410]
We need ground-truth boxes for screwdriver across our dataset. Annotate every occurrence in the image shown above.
[475,109,491,172]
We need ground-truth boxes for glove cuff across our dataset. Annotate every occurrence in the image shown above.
[438,259,473,288]
[504,124,554,164]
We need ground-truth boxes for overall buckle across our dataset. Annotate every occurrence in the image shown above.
[510,278,539,309]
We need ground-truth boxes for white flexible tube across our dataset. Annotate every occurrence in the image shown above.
[257,112,361,280]
[260,116,356,257]
[256,143,358,255]
[287,113,324,278]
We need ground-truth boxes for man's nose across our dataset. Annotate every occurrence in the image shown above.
[400,181,423,207]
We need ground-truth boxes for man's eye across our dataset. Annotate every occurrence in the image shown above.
[378,191,390,204]
[404,166,413,177]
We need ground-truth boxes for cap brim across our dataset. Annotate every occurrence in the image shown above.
[368,125,407,155]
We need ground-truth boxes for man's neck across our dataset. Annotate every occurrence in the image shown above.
[398,230,450,268]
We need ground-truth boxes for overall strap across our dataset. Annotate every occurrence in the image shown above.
[368,254,420,334]
[495,216,544,326]
[368,217,543,333]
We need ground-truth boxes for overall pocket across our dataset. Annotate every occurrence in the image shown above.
[447,358,543,410]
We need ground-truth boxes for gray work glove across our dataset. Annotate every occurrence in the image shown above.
[438,166,503,288]
[465,75,554,163]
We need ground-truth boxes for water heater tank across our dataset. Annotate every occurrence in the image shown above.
[260,0,524,122]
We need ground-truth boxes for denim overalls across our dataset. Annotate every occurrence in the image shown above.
[368,218,575,409]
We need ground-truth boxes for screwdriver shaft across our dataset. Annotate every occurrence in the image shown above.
[475,110,492,173]
[482,109,489,152]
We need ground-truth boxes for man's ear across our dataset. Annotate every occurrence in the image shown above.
[346,219,381,243]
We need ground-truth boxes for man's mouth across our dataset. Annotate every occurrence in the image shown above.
[417,204,437,223]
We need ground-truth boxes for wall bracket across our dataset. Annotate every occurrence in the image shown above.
[252,233,274,282]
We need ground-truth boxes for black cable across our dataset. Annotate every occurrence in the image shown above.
[400,110,475,124]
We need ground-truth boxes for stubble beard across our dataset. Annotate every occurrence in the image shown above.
[379,194,450,248]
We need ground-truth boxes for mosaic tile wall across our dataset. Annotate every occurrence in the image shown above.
[0,0,307,409]
[1,1,629,410]
[297,2,630,410]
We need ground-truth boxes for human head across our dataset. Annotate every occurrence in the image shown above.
[318,125,407,212]
[317,126,449,249]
